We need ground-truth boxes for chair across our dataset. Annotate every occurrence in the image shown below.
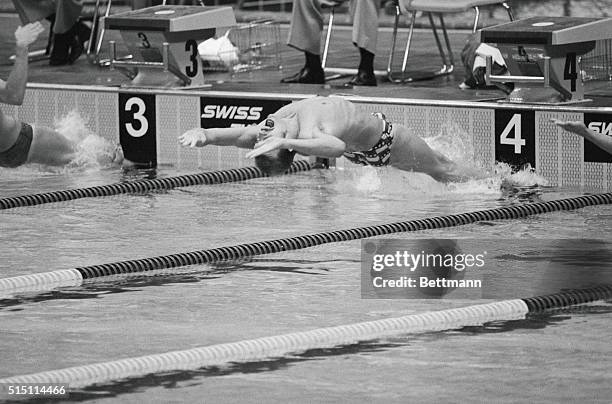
[321,0,514,83]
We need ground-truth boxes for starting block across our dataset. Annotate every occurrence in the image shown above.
[480,16,612,104]
[105,5,236,87]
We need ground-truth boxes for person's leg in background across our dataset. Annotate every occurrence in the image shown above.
[49,0,90,65]
[347,0,378,86]
[11,0,90,65]
[12,0,55,24]
[282,0,326,84]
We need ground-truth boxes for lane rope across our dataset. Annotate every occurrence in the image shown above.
[1,285,610,388]
[0,160,314,210]
[1,193,611,296]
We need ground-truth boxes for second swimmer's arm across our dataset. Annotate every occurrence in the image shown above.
[580,127,612,154]
[245,133,347,159]
[283,136,346,158]
[178,125,260,149]
[552,119,612,155]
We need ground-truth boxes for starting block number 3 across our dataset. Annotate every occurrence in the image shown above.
[495,109,536,169]
[185,39,199,78]
[136,32,200,79]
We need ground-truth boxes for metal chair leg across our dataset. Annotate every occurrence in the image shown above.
[388,9,454,82]
[386,2,401,81]
[387,7,416,83]
[502,2,514,21]
[438,14,454,74]
[86,0,104,62]
[472,6,481,32]
[322,5,386,79]
[90,0,114,65]
[430,13,449,75]
[321,7,348,80]
[321,6,334,69]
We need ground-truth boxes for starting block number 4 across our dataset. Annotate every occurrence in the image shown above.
[495,109,536,169]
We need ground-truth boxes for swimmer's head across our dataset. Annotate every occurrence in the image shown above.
[255,148,296,176]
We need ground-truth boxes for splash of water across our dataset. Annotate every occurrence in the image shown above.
[495,162,549,188]
[423,121,475,164]
[55,110,120,172]
[338,120,547,196]
[1,110,120,175]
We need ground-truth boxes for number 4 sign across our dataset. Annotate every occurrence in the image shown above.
[494,109,536,169]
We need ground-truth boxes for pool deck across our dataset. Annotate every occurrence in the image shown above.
[1,10,611,108]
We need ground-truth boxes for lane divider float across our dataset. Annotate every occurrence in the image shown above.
[1,193,611,296]
[1,286,610,388]
[0,160,314,210]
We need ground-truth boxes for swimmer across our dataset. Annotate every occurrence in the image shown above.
[0,23,122,168]
[552,119,612,155]
[179,96,481,182]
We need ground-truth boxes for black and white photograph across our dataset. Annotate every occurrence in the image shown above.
[0,0,611,402]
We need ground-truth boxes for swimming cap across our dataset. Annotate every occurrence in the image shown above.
[255,149,296,176]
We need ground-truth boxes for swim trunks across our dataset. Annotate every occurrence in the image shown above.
[343,112,394,167]
[0,122,33,168]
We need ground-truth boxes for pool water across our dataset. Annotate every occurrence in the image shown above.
[1,162,611,403]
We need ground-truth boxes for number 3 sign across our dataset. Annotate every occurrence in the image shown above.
[119,93,157,167]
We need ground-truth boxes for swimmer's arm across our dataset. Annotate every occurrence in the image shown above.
[0,46,28,105]
[575,127,612,154]
[179,125,260,149]
[245,132,345,159]
[281,135,346,158]
[266,101,300,119]
[0,23,44,105]
[552,119,612,154]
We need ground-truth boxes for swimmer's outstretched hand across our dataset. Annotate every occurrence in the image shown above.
[245,136,285,158]
[15,22,45,48]
[178,128,208,148]
[551,119,589,138]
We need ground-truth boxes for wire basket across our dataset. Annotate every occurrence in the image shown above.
[580,39,612,82]
[200,19,283,74]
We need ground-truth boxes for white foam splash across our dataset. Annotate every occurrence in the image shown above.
[495,162,549,188]
[337,120,548,196]
[55,110,120,172]
[422,121,475,163]
[0,110,120,174]
[352,166,382,193]
[341,166,502,198]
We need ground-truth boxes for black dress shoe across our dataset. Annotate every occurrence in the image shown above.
[68,22,91,64]
[345,70,377,87]
[49,31,71,66]
[50,22,91,65]
[281,66,325,84]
